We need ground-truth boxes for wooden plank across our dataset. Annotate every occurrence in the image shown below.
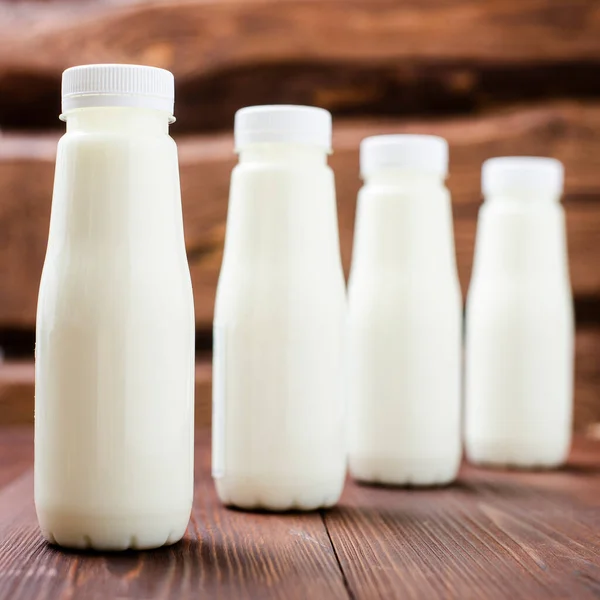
[325,449,600,600]
[1,0,599,75]
[0,427,32,488]
[1,326,599,430]
[576,328,600,434]
[1,0,600,130]
[0,434,349,600]
[0,359,212,429]
[2,430,600,599]
[0,363,35,426]
[3,55,600,134]
[1,102,600,328]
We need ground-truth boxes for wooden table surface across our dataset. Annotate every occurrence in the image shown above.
[1,428,600,599]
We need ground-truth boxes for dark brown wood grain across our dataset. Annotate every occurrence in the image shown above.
[1,430,600,599]
[1,102,600,328]
[2,0,599,74]
[0,0,600,130]
[1,0,599,82]
[0,427,31,488]
[0,363,34,426]
[574,328,600,432]
[4,58,600,133]
[0,5,598,132]
[0,433,348,600]
[1,0,600,131]
[324,451,600,600]
[172,61,600,135]
[2,327,600,430]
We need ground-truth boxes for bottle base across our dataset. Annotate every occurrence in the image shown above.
[214,476,344,512]
[349,456,460,487]
[37,506,191,551]
[466,440,569,470]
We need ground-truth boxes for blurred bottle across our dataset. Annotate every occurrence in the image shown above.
[213,105,347,510]
[35,65,195,550]
[347,135,462,486]
[465,157,574,468]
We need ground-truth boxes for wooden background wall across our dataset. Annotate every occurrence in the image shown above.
[0,0,599,431]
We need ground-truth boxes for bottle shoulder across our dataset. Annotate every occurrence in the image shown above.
[232,160,333,178]
[480,197,565,217]
[58,130,177,150]
[230,162,334,200]
[358,181,449,201]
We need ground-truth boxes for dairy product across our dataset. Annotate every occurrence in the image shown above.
[347,134,463,486]
[35,64,195,550]
[465,157,574,468]
[213,105,347,510]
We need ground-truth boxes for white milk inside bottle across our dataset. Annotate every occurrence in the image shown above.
[465,157,574,468]
[213,105,347,510]
[35,64,195,550]
[347,135,463,486]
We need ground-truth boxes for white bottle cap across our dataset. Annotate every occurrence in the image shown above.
[234,105,332,152]
[61,64,175,118]
[360,134,449,179]
[482,157,564,197]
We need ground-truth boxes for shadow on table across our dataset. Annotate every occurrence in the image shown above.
[558,462,600,475]
[47,529,292,585]
[48,538,234,590]
[335,475,575,515]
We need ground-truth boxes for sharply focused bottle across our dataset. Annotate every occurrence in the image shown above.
[35,65,195,550]
[465,157,574,468]
[213,105,347,511]
[347,135,463,486]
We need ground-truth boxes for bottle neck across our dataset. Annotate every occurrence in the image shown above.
[237,143,328,166]
[64,107,171,135]
[362,168,445,188]
[484,191,561,205]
